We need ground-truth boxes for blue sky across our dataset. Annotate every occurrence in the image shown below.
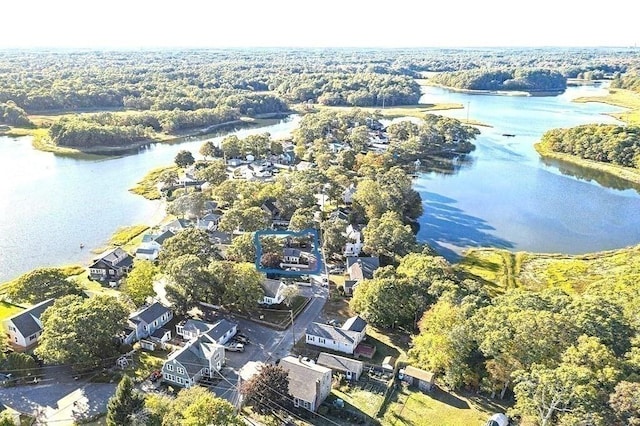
[1,0,637,48]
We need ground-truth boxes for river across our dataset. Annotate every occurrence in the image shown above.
[1,85,639,282]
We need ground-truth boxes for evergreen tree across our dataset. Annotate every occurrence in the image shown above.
[106,375,145,426]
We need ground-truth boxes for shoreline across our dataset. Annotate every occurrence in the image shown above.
[423,82,565,97]
[534,142,640,186]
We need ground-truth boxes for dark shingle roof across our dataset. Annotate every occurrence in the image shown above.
[130,302,170,325]
[261,279,283,298]
[204,319,236,343]
[346,257,380,280]
[342,315,367,333]
[181,319,212,336]
[151,328,170,339]
[317,352,363,373]
[279,356,331,403]
[7,299,55,338]
[306,322,359,345]
[154,230,175,245]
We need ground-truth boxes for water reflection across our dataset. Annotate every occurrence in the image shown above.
[540,157,640,194]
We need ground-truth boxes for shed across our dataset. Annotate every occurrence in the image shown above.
[400,365,435,392]
[381,356,396,371]
[317,352,364,381]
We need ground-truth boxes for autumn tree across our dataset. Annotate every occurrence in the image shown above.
[160,228,220,266]
[195,160,228,187]
[610,381,640,425]
[241,364,291,415]
[362,211,417,258]
[121,260,158,306]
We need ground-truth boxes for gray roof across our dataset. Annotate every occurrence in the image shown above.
[210,230,232,245]
[90,247,134,269]
[154,230,175,245]
[7,299,55,338]
[204,319,236,343]
[317,352,363,373]
[130,302,170,325]
[164,218,191,231]
[342,315,367,333]
[306,322,359,345]
[346,257,380,280]
[151,328,170,339]
[181,319,212,335]
[135,248,157,255]
[172,341,210,377]
[279,356,331,403]
[261,279,284,299]
[283,248,301,258]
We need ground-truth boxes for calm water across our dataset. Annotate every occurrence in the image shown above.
[0,117,300,282]
[415,84,640,259]
[1,86,639,281]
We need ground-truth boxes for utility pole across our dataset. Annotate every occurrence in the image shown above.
[290,309,296,344]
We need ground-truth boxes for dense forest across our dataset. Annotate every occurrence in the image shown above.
[0,101,32,126]
[611,70,640,93]
[539,124,640,168]
[429,68,567,92]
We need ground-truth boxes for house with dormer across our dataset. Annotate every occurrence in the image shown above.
[122,302,173,345]
[176,318,237,345]
[279,356,332,412]
[135,230,175,261]
[88,247,134,282]
[305,315,367,355]
[3,299,54,352]
[162,337,225,388]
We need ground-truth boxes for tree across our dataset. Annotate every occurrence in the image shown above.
[158,169,179,189]
[164,255,213,315]
[610,381,640,425]
[280,285,300,307]
[167,192,205,219]
[160,228,220,265]
[199,140,216,160]
[221,135,242,159]
[321,219,348,258]
[7,268,82,304]
[106,375,145,426]
[241,364,291,415]
[225,232,257,262]
[288,207,317,232]
[122,261,158,306]
[174,150,195,168]
[363,211,417,258]
[260,252,282,269]
[218,207,271,233]
[0,411,17,426]
[220,262,264,312]
[195,160,227,187]
[36,295,128,369]
[162,386,243,426]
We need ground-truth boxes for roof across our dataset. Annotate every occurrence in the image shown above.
[344,280,359,292]
[90,248,133,269]
[239,361,265,382]
[382,356,396,369]
[201,213,222,222]
[204,201,218,212]
[181,319,213,336]
[151,328,170,338]
[130,302,171,325]
[6,299,55,338]
[209,230,232,245]
[170,339,218,378]
[204,319,236,343]
[283,248,301,258]
[135,248,158,255]
[153,230,175,245]
[316,353,363,373]
[342,315,367,333]
[279,356,331,403]
[262,199,279,214]
[261,279,284,298]
[164,218,191,231]
[306,322,359,345]
[329,209,350,222]
[403,365,435,383]
[346,257,380,280]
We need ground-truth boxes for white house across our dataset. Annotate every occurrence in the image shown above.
[3,299,54,352]
[279,356,332,412]
[317,352,364,381]
[305,315,367,355]
[135,230,175,261]
[122,302,173,345]
[342,184,356,204]
[282,248,301,264]
[195,213,222,232]
[176,318,237,345]
[344,224,365,257]
[260,279,294,305]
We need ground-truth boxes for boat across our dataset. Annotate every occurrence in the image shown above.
[80,243,84,249]
[502,133,516,137]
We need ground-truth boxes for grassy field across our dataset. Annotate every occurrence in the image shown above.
[312,103,464,119]
[573,88,640,125]
[459,244,640,294]
[382,386,503,426]
[129,165,179,200]
[91,224,150,254]
[0,300,25,320]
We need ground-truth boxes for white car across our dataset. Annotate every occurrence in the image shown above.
[225,342,245,352]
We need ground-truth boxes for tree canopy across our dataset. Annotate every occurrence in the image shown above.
[7,267,82,304]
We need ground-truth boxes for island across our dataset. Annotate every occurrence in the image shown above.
[428,68,567,95]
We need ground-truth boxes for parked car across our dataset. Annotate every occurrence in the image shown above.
[225,342,245,352]
[235,334,249,344]
[328,266,345,274]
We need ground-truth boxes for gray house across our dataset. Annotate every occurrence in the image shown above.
[317,352,364,381]
[176,318,237,345]
[123,302,173,345]
[279,356,332,412]
[88,247,134,282]
[400,365,436,392]
[3,299,55,352]
[162,336,225,388]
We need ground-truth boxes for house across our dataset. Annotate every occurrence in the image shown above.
[382,356,397,372]
[261,199,280,219]
[400,365,436,392]
[282,248,301,264]
[305,315,367,355]
[195,213,222,232]
[140,328,172,351]
[135,230,175,261]
[328,207,350,222]
[122,302,173,345]
[344,224,365,257]
[316,352,364,381]
[88,247,134,282]
[3,299,54,351]
[279,356,332,412]
[260,279,294,305]
[176,318,237,345]
[344,257,380,296]
[342,184,356,204]
[162,336,225,388]
[209,230,233,245]
[163,218,191,233]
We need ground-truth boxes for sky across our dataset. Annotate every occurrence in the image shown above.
[0,0,637,49]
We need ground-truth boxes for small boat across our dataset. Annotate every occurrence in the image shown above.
[502,133,516,137]
[80,243,85,249]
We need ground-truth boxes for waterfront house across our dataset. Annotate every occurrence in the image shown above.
[162,337,225,388]
[3,299,54,352]
[135,230,175,261]
[400,365,436,392]
[88,247,134,282]
[279,356,332,412]
[163,218,191,233]
[316,352,364,381]
[122,302,173,345]
[344,257,380,296]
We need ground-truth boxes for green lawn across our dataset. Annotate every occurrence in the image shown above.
[382,386,498,426]
[0,301,24,320]
[332,386,385,418]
